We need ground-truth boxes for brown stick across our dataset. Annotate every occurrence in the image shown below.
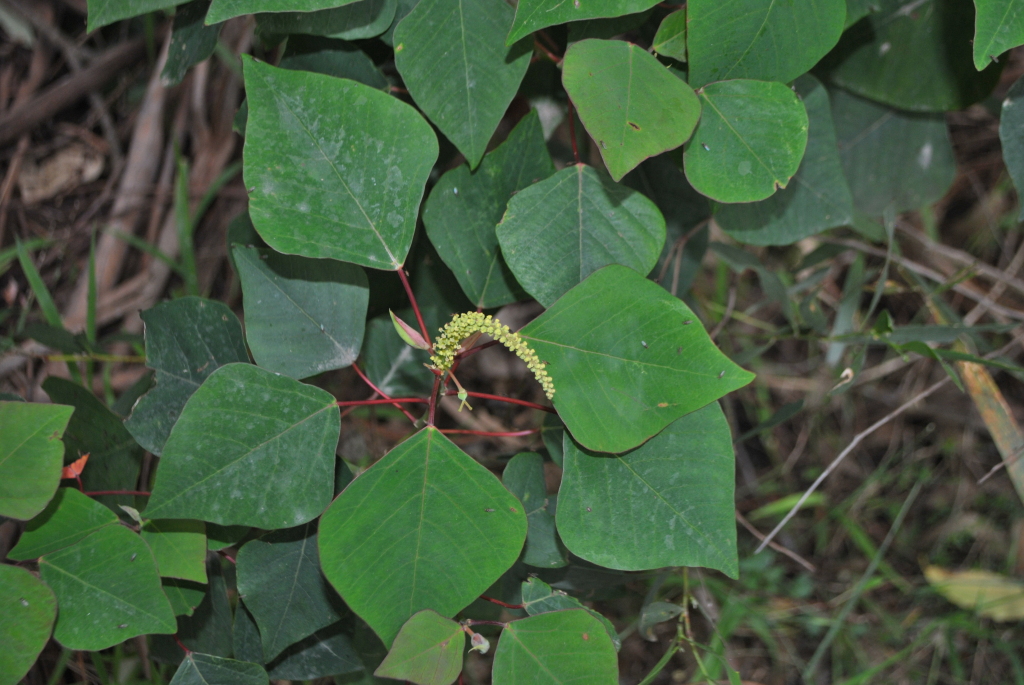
[0,37,146,147]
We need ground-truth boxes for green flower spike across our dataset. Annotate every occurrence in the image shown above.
[430,312,555,400]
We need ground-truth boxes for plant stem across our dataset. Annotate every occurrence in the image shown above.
[83,490,151,496]
[428,373,441,426]
[396,267,431,347]
[351,362,419,423]
[336,398,428,407]
[440,428,539,437]
[567,100,580,165]
[443,390,555,414]
[479,595,525,609]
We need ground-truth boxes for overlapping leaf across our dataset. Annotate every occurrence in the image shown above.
[280,36,389,90]
[242,56,437,270]
[86,0,180,31]
[557,403,738,576]
[503,453,566,568]
[715,75,853,246]
[168,654,269,685]
[394,0,531,168]
[520,265,754,453]
[163,1,223,86]
[140,520,208,583]
[254,0,398,40]
[125,297,249,456]
[683,79,808,203]
[0,565,56,685]
[374,611,464,685]
[973,0,1024,70]
[0,400,73,520]
[497,165,665,307]
[319,428,527,647]
[423,111,552,308]
[562,39,700,180]
[206,0,361,23]
[268,622,364,679]
[651,10,686,62]
[145,363,340,529]
[491,610,618,685]
[687,0,845,86]
[1001,76,1024,220]
[506,0,659,44]
[519,578,620,650]
[9,488,119,560]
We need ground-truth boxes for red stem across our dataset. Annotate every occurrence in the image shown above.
[480,595,525,609]
[567,100,580,165]
[455,339,500,361]
[428,374,441,426]
[441,429,539,437]
[84,490,151,496]
[351,362,419,423]
[218,551,236,564]
[337,398,428,407]
[173,634,192,655]
[533,38,561,64]
[444,390,555,414]
[396,267,431,347]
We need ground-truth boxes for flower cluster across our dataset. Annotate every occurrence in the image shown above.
[430,312,555,400]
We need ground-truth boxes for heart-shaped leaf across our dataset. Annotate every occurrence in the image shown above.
[168,654,269,685]
[651,9,686,62]
[374,610,464,685]
[520,265,753,453]
[145,363,340,529]
[0,564,57,685]
[491,610,618,685]
[0,400,73,520]
[497,164,665,307]
[140,520,208,583]
[562,39,700,181]
[319,427,527,647]
[683,79,808,203]
[242,56,437,270]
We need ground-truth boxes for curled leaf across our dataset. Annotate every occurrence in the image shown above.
[390,310,431,351]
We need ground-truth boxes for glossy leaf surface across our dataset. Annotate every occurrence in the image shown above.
[497,165,665,307]
[39,525,175,650]
[237,523,345,661]
[206,0,360,23]
[243,56,437,270]
[507,0,659,44]
[715,75,853,246]
[0,400,73,520]
[973,0,1024,70]
[562,39,700,180]
[394,0,531,168]
[423,111,552,308]
[503,452,566,568]
[831,88,955,215]
[374,610,464,685]
[319,427,527,647]
[140,520,208,583]
[146,363,340,529]
[557,403,738,576]
[8,488,118,560]
[825,0,1002,111]
[687,0,845,86]
[0,565,56,685]
[125,297,249,456]
[255,0,397,40]
[168,654,269,685]
[234,246,369,379]
[520,266,754,453]
[1001,76,1024,221]
[683,79,808,203]
[491,610,618,685]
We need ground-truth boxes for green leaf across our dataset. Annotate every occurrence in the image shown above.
[319,427,527,647]
[0,400,73,520]
[163,1,222,86]
[163,578,206,617]
[687,0,845,87]
[823,0,1002,112]
[145,363,340,528]
[125,297,249,456]
[497,164,666,307]
[140,520,208,583]
[234,246,369,379]
[207,523,250,551]
[491,610,618,685]
[169,654,269,685]
[360,312,434,397]
[519,578,620,651]
[566,9,654,42]
[8,487,119,560]
[280,35,389,90]
[390,310,431,350]
[541,413,565,468]
[831,87,955,216]
[232,603,264,664]
[520,265,754,453]
[683,79,809,203]
[394,0,532,168]
[1001,75,1024,221]
[557,403,739,576]
[207,0,361,23]
[506,0,659,45]
[562,39,700,181]
[715,75,853,246]
[174,557,234,657]
[86,0,180,31]
[503,453,566,568]
[237,523,345,661]
[651,9,686,62]
[374,610,464,685]
[974,0,1024,70]
[242,56,437,270]
[39,525,176,650]
[42,377,144,513]
[255,0,397,41]
[638,601,682,640]
[0,565,56,685]
[268,622,364,679]
[423,110,553,308]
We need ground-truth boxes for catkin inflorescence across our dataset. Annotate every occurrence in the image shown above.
[430,312,555,400]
